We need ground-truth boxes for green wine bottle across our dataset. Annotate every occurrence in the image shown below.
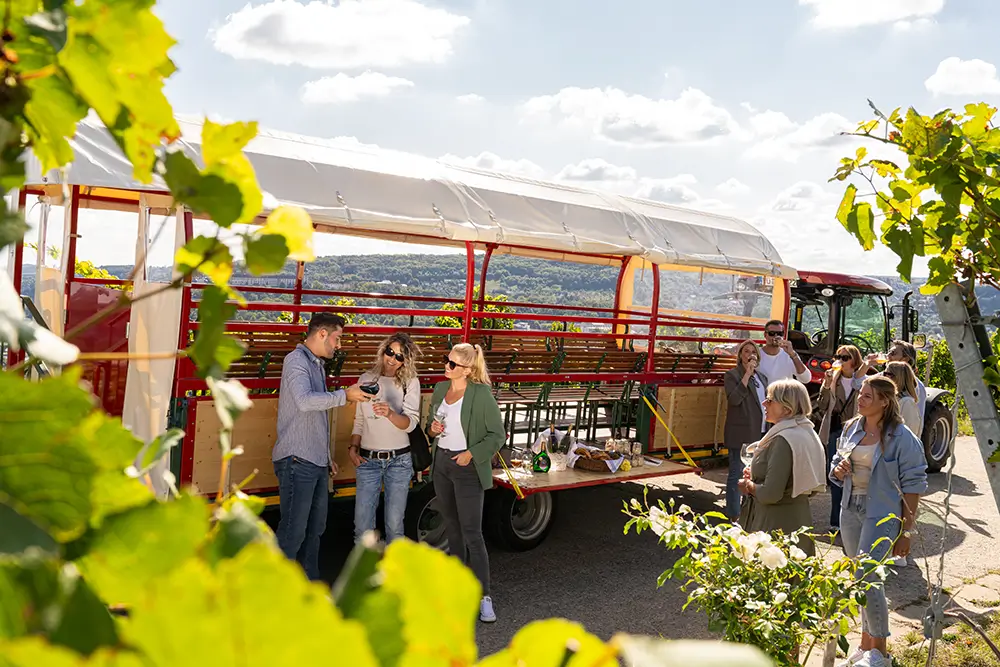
[533,427,552,473]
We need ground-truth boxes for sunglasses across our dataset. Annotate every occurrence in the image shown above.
[836,354,852,362]
[765,330,784,337]
[443,354,468,370]
[383,347,405,363]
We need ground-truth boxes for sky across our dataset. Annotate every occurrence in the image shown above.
[24,0,1000,275]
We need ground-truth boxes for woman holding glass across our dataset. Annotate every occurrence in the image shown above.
[737,379,827,555]
[723,340,769,521]
[816,344,863,531]
[425,343,505,623]
[882,361,922,438]
[348,333,422,544]
[830,376,928,667]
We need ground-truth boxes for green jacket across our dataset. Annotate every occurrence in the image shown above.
[424,380,505,490]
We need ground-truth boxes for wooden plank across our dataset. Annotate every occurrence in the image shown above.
[492,456,696,495]
[651,386,726,453]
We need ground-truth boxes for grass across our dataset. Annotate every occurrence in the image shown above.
[890,613,1000,667]
[957,411,975,437]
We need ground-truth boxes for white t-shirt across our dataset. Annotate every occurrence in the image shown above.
[850,442,879,494]
[435,397,468,451]
[351,374,420,451]
[750,374,767,433]
[840,376,855,398]
[758,348,811,384]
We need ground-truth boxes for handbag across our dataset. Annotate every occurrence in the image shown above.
[404,384,433,472]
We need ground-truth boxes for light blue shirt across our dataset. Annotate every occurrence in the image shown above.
[272,344,347,467]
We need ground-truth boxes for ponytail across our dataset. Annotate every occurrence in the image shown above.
[451,342,492,386]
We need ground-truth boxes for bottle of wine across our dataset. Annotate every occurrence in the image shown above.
[533,427,552,473]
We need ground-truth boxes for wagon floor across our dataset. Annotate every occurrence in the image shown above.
[493,456,697,496]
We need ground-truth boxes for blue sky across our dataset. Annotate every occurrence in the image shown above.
[72,0,1000,273]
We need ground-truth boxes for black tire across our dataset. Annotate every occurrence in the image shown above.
[404,482,449,550]
[485,489,557,552]
[922,401,955,473]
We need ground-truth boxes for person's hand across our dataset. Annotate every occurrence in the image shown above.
[429,420,445,437]
[742,466,752,480]
[865,353,881,366]
[778,339,793,354]
[737,479,753,495]
[833,458,852,481]
[823,370,835,390]
[348,446,364,467]
[345,385,371,403]
[329,462,340,477]
[372,401,390,417]
[892,534,911,558]
[452,451,473,467]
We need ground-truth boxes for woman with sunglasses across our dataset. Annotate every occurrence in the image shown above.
[348,333,422,544]
[425,343,505,623]
[723,340,769,521]
[830,376,928,667]
[882,362,922,438]
[816,344,863,532]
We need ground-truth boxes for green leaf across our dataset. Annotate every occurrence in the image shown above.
[0,639,145,666]
[920,257,956,295]
[163,152,244,229]
[206,495,276,564]
[835,184,857,228]
[74,494,209,608]
[123,544,379,667]
[883,227,915,282]
[379,539,480,666]
[478,619,615,667]
[174,234,234,287]
[139,429,184,472]
[23,8,68,54]
[84,418,154,528]
[261,206,315,262]
[48,567,119,656]
[244,234,289,276]
[842,201,876,251]
[0,503,58,556]
[22,74,87,174]
[201,120,263,225]
[188,285,246,379]
[983,365,1000,389]
[616,635,774,667]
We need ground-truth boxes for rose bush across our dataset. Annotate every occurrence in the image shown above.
[625,495,890,667]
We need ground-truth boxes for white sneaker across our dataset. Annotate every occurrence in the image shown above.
[480,596,497,623]
[855,649,890,667]
[837,647,865,667]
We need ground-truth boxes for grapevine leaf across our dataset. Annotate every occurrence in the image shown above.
[85,418,154,527]
[0,638,144,666]
[835,184,856,229]
[0,504,58,556]
[174,234,234,287]
[379,538,480,666]
[846,202,876,251]
[0,204,29,251]
[48,567,119,655]
[139,428,184,472]
[163,152,244,229]
[245,233,289,276]
[883,227,915,282]
[206,496,276,565]
[187,285,245,379]
[477,619,614,667]
[616,635,774,666]
[22,73,87,175]
[23,7,67,53]
[261,206,315,262]
[123,544,379,667]
[201,120,263,225]
[74,494,208,608]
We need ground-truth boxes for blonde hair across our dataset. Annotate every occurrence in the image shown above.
[834,344,863,383]
[735,339,761,373]
[883,361,918,400]
[766,378,813,420]
[450,342,491,385]
[849,375,903,436]
[364,333,421,389]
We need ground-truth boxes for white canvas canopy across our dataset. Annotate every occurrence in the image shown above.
[25,116,794,277]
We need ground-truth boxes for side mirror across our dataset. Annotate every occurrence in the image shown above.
[912,333,927,349]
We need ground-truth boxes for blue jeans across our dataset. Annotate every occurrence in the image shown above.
[725,442,744,520]
[840,494,896,638]
[826,429,844,528]
[274,456,329,581]
[354,452,413,543]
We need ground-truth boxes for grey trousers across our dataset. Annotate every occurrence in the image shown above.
[433,448,490,595]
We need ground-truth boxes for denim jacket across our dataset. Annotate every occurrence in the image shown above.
[828,417,928,520]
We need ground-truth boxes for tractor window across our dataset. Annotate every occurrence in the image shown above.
[791,297,831,354]
[840,294,887,355]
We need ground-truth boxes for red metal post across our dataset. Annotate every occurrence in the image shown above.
[173,210,195,397]
[461,241,475,343]
[644,264,660,373]
[477,243,495,312]
[64,185,80,298]
[7,190,27,368]
[292,261,304,324]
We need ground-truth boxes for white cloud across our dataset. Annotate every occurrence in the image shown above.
[770,181,827,212]
[520,86,742,146]
[439,152,547,179]
[300,72,414,104]
[555,158,638,183]
[716,178,751,196]
[745,111,854,161]
[925,57,1000,96]
[892,17,936,33]
[212,0,469,69]
[633,174,701,205]
[799,0,944,30]
[456,93,485,104]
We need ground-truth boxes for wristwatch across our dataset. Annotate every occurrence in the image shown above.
[902,529,915,539]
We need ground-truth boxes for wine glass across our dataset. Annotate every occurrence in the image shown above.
[372,387,384,420]
[740,442,757,468]
[433,406,448,436]
[836,433,853,457]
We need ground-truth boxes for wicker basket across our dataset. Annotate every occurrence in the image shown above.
[573,452,621,473]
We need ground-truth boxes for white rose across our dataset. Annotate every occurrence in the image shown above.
[758,544,789,570]
[630,498,642,510]
[745,599,766,611]
[723,526,744,539]
[773,592,788,605]
[648,506,671,537]
[677,504,692,515]
[789,546,808,561]
[735,535,759,561]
